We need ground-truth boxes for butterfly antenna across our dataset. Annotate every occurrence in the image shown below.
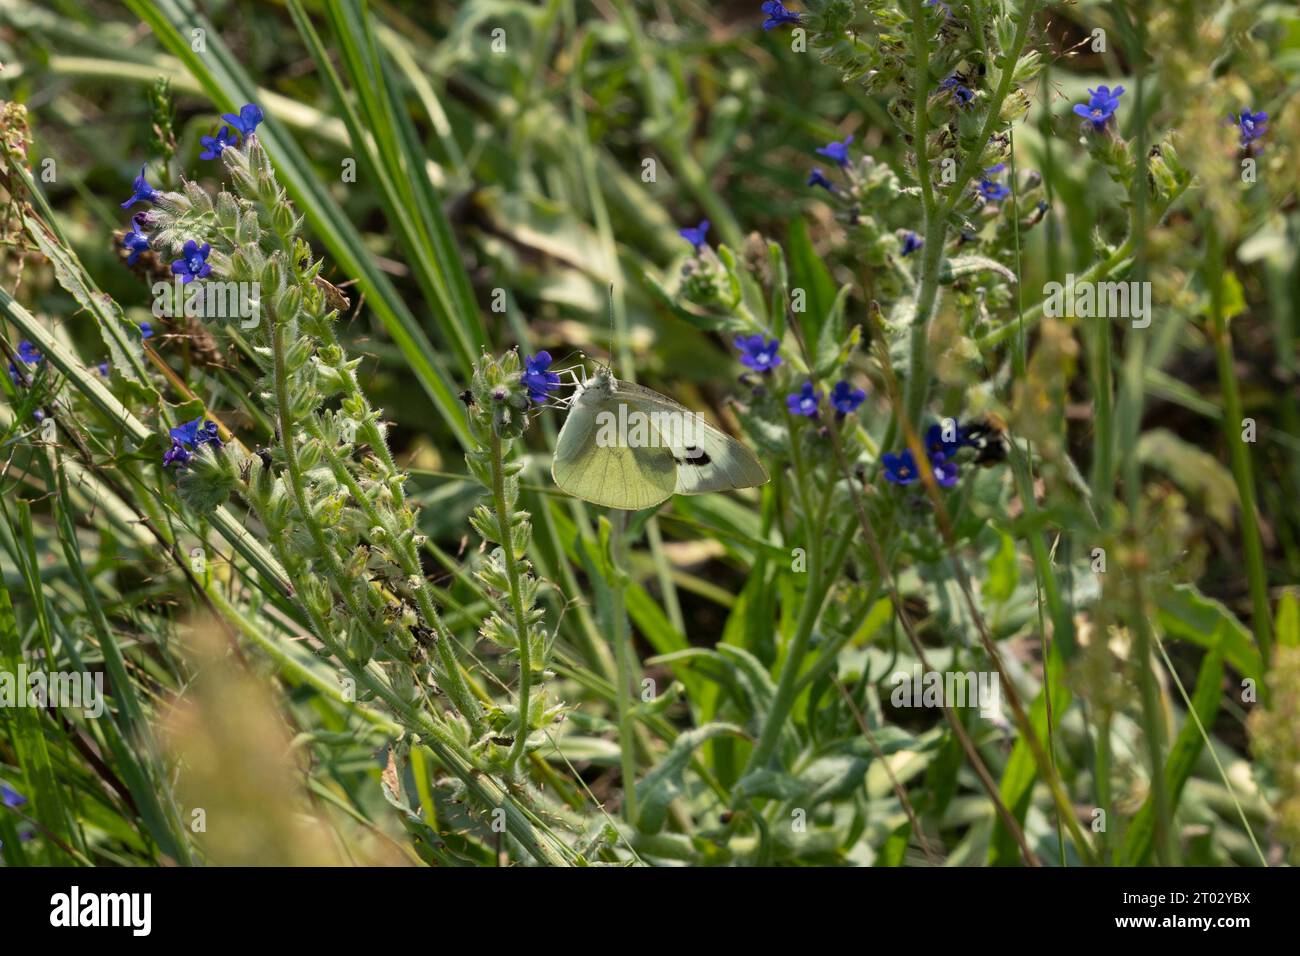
[550,348,587,373]
[606,282,616,375]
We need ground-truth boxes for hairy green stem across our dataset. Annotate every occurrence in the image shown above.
[489,429,535,769]
[903,0,942,428]
[905,0,1042,425]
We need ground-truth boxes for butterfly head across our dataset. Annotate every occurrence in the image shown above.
[574,366,616,406]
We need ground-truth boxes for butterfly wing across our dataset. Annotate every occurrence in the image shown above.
[614,381,769,496]
[552,391,678,510]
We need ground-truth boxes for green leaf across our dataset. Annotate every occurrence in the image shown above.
[939,255,1018,285]
[786,217,837,344]
[1274,591,1299,649]
[814,283,858,379]
[875,820,912,867]
[1157,584,1263,684]
[984,530,1019,605]
[634,722,745,833]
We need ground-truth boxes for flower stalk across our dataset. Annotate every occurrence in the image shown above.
[144,131,490,742]
[464,351,560,772]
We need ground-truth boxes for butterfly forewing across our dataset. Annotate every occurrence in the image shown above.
[552,390,677,510]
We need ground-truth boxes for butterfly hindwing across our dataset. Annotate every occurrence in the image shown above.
[552,391,677,510]
[613,381,769,495]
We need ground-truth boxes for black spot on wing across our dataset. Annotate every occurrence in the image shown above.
[674,446,711,466]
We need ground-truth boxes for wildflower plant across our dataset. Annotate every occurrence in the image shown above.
[462,350,562,771]
[102,107,574,860]
[0,0,1296,875]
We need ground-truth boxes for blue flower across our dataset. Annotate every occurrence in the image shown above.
[522,351,561,404]
[1231,108,1268,147]
[17,341,42,365]
[8,340,42,386]
[941,75,974,105]
[120,164,160,209]
[807,167,835,191]
[900,230,923,256]
[926,421,964,459]
[977,163,1011,202]
[678,219,710,253]
[162,440,192,469]
[734,334,782,372]
[830,380,866,416]
[885,447,960,487]
[171,418,221,448]
[171,239,212,284]
[141,322,153,340]
[164,417,221,469]
[1,782,25,808]
[122,214,150,265]
[932,453,959,488]
[199,125,238,160]
[1072,84,1124,130]
[882,449,919,485]
[97,361,110,377]
[786,381,822,418]
[815,134,854,168]
[760,1,801,30]
[221,103,264,139]
[925,0,952,15]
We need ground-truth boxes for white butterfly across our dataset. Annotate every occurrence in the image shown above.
[551,365,769,510]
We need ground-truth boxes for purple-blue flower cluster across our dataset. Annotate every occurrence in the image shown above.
[122,214,151,264]
[120,165,160,209]
[522,352,561,404]
[816,135,854,168]
[830,380,866,417]
[882,448,957,489]
[221,103,265,139]
[1073,84,1124,130]
[199,125,237,160]
[1,781,25,808]
[119,103,261,278]
[1231,108,1268,148]
[977,164,1011,203]
[805,137,857,200]
[171,240,212,284]
[786,381,822,417]
[734,335,783,372]
[163,418,222,469]
[760,1,801,30]
[807,168,835,192]
[941,75,974,106]
[925,422,964,460]
[678,220,711,253]
[7,340,42,386]
[882,422,982,490]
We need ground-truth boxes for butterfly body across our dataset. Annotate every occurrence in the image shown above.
[551,368,769,510]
